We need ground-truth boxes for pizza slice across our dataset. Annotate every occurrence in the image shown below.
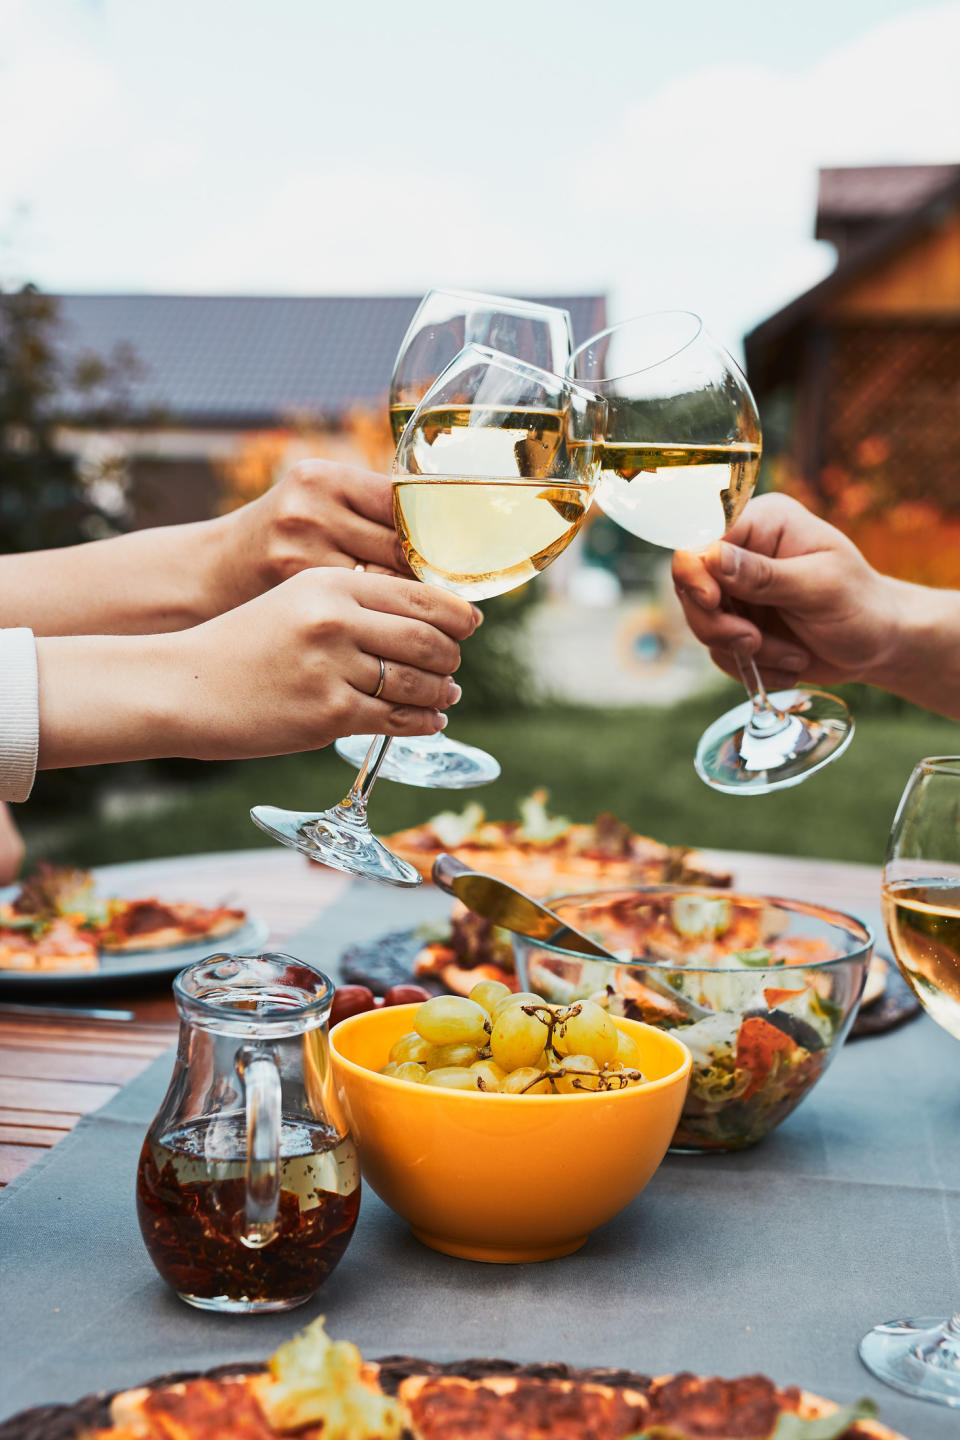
[95,899,247,953]
[0,915,99,973]
[382,791,733,895]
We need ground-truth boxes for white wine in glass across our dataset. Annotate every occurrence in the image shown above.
[860,755,960,1406]
[590,441,761,551]
[336,289,574,790]
[250,345,604,887]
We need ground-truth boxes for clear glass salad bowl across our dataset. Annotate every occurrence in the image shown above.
[512,886,873,1153]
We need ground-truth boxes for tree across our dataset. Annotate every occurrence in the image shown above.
[0,283,131,553]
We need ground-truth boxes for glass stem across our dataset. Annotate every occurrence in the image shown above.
[731,642,785,735]
[338,735,393,823]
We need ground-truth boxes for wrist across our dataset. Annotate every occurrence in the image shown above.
[865,577,960,712]
[36,633,186,769]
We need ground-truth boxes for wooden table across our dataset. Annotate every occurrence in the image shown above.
[0,851,349,1187]
[0,845,882,1189]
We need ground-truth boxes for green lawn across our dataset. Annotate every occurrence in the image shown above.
[19,683,960,870]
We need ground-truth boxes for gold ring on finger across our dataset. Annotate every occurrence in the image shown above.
[373,656,386,699]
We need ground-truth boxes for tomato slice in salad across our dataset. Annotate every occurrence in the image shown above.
[736,1016,797,1099]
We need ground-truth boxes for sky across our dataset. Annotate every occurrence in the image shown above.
[2,0,959,351]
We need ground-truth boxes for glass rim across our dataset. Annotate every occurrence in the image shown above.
[414,287,573,322]
[910,755,960,777]
[173,951,334,1025]
[567,309,704,387]
[409,341,605,411]
[512,885,873,973]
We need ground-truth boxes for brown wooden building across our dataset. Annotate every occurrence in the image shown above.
[744,165,960,577]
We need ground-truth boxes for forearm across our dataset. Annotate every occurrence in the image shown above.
[867,577,960,720]
[0,519,231,636]
[36,634,185,768]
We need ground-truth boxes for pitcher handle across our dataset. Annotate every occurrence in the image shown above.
[237,1047,281,1248]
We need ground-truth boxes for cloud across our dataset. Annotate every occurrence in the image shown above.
[4,0,959,346]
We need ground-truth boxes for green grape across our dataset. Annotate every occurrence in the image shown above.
[555,1000,618,1065]
[393,1061,427,1084]
[615,1027,645,1069]
[492,990,547,1020]
[426,1042,479,1070]
[415,995,490,1046]
[469,979,513,1016]
[389,1031,435,1064]
[554,1055,602,1094]
[379,1061,400,1077]
[502,1066,553,1095]
[490,1004,550,1071]
[423,1066,482,1090]
[470,1059,506,1092]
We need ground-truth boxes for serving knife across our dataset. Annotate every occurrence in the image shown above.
[431,854,712,1022]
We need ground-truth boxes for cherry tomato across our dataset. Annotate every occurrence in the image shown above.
[329,985,376,1027]
[383,984,433,1007]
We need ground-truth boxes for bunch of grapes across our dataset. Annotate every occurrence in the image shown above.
[378,982,647,1095]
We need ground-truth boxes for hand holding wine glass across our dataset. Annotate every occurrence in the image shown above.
[672,493,899,691]
[251,345,604,886]
[336,288,574,790]
[568,310,853,794]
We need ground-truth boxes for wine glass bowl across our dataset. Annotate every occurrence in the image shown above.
[389,288,573,443]
[859,755,960,1405]
[568,310,761,549]
[392,344,604,602]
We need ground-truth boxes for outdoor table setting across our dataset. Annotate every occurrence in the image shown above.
[4,292,960,1440]
[0,841,957,1440]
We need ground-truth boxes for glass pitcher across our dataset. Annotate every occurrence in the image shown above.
[136,952,360,1313]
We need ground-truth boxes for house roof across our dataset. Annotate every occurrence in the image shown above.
[51,293,608,427]
[817,164,960,224]
[745,167,960,393]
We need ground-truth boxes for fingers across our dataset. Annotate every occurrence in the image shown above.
[699,542,822,614]
[672,548,722,611]
[334,504,409,574]
[351,572,478,641]
[708,644,813,694]
[354,610,463,676]
[339,467,396,529]
[354,654,461,711]
[337,694,450,739]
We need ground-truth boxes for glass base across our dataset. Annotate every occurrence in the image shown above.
[860,1316,960,1407]
[250,804,422,887]
[335,732,501,789]
[178,1290,316,1313]
[695,688,854,795]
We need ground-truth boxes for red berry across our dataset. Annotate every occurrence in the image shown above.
[383,984,433,1007]
[329,985,376,1028]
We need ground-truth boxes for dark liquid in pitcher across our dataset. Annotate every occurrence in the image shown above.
[136,1114,360,1305]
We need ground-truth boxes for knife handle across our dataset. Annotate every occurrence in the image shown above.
[432,853,472,893]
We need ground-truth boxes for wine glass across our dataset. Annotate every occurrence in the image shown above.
[335,289,573,789]
[568,310,853,795]
[859,755,960,1407]
[251,345,605,887]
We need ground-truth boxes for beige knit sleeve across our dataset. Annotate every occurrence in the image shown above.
[0,628,39,803]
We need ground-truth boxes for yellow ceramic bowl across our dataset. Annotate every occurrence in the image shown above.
[329,1004,691,1264]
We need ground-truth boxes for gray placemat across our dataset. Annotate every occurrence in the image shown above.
[2,881,958,1439]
